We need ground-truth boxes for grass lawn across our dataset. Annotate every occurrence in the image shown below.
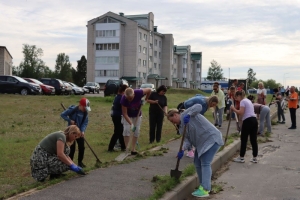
[0,89,274,199]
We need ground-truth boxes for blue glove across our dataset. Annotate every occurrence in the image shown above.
[131,124,136,132]
[69,164,80,173]
[177,150,184,160]
[183,114,190,125]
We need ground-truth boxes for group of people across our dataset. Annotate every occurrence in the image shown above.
[29,81,298,198]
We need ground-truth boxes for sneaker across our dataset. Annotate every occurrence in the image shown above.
[186,150,194,158]
[280,121,285,124]
[233,157,245,163]
[250,157,258,163]
[288,126,296,129]
[191,186,209,198]
[218,125,221,128]
[78,162,86,168]
[214,123,218,126]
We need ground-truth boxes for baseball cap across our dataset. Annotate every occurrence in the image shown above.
[79,98,91,112]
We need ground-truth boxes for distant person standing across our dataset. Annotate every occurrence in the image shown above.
[286,86,298,129]
[147,85,168,143]
[285,86,290,97]
[211,82,225,128]
[61,98,90,168]
[280,86,285,97]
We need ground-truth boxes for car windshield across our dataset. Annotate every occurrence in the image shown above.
[86,82,94,86]
[30,79,43,85]
[14,76,28,83]
[69,82,78,87]
[140,84,153,88]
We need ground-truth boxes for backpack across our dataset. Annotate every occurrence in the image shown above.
[69,106,87,126]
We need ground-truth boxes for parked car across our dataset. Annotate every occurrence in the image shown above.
[62,81,73,95]
[83,82,100,94]
[24,78,55,95]
[68,82,84,95]
[248,88,257,94]
[0,75,41,95]
[39,78,65,95]
[104,79,129,97]
[140,83,156,92]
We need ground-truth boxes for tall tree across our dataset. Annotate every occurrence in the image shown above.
[250,79,280,90]
[247,68,257,85]
[207,60,223,80]
[54,53,72,81]
[17,44,49,78]
[73,55,87,86]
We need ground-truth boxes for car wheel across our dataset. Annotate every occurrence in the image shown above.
[97,90,100,94]
[20,88,29,95]
[41,90,44,95]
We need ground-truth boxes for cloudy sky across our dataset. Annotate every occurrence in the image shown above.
[1,0,299,86]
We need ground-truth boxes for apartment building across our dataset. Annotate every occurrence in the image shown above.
[86,12,202,88]
[0,46,13,76]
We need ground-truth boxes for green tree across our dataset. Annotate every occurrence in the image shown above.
[17,44,49,78]
[250,79,280,90]
[73,55,87,86]
[247,68,257,85]
[207,60,223,80]
[54,53,72,81]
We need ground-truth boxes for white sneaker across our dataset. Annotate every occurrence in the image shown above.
[250,157,258,163]
[233,157,245,163]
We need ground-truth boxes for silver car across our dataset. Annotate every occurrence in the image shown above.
[68,82,85,95]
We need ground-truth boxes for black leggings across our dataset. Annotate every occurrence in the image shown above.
[240,117,258,157]
[149,112,164,143]
[69,137,85,163]
[108,116,126,150]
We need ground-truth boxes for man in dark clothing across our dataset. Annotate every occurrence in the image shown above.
[61,98,90,168]
[147,85,168,143]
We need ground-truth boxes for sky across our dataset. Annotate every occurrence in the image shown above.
[1,0,300,86]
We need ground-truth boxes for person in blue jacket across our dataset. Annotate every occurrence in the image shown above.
[61,97,90,168]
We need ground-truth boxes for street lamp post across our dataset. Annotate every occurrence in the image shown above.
[283,73,289,87]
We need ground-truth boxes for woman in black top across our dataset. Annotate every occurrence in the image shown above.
[146,85,168,143]
[108,84,128,151]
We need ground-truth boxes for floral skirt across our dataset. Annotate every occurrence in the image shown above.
[30,145,70,181]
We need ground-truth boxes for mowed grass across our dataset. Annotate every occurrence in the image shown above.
[0,90,274,199]
[0,88,209,198]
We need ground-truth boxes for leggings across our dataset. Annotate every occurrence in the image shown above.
[240,117,258,157]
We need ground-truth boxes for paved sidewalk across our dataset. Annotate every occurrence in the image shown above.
[14,115,239,200]
[211,110,300,200]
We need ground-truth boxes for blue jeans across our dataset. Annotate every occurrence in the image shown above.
[194,143,221,191]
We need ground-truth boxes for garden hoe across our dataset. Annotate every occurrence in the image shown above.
[170,124,187,179]
[224,109,232,145]
[60,103,102,168]
[115,105,142,162]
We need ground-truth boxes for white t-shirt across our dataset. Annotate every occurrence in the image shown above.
[240,98,256,121]
[257,88,267,96]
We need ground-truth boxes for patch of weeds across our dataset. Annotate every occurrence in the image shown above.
[265,132,271,138]
[271,120,277,125]
[211,183,224,194]
[17,122,23,126]
[0,129,7,134]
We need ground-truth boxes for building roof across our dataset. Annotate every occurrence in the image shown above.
[120,76,142,81]
[0,46,13,59]
[147,74,168,80]
[125,14,149,19]
[191,52,202,60]
[173,45,190,55]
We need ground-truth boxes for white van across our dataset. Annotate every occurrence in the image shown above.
[140,83,156,92]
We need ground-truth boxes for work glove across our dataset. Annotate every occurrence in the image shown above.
[69,164,81,173]
[183,114,190,125]
[177,150,184,160]
[131,124,136,132]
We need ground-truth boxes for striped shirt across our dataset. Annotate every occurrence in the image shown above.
[179,104,224,157]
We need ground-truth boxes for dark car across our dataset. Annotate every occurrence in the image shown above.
[0,75,41,95]
[83,82,100,94]
[104,79,128,97]
[40,78,65,95]
[24,78,55,95]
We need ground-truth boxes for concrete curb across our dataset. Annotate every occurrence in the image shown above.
[160,110,277,200]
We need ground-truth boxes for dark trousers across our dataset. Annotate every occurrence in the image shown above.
[277,107,285,122]
[149,111,164,143]
[108,116,126,150]
[69,137,85,163]
[289,108,297,128]
[240,117,258,157]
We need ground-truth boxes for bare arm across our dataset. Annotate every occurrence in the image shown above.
[142,88,152,100]
[122,105,132,125]
[231,105,245,116]
[56,140,74,166]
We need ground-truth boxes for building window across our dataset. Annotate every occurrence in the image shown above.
[154,51,157,57]
[138,72,141,77]
[139,45,141,53]
[197,64,200,68]
[95,56,119,64]
[149,68,152,73]
[138,59,141,66]
[149,43,153,49]
[95,70,119,77]
[139,32,142,40]
[149,56,153,61]
[174,58,177,64]
[159,52,161,59]
[144,34,147,41]
[183,68,186,73]
[143,47,147,54]
[154,39,157,46]
[159,64,161,69]
[154,63,157,69]
[149,31,152,36]
[143,60,147,66]
[159,41,162,48]
[96,30,116,37]
[143,73,146,79]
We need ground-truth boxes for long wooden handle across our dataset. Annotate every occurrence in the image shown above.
[157,103,179,131]
[175,125,187,170]
[224,110,232,145]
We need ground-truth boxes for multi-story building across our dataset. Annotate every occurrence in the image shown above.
[0,46,13,76]
[86,12,202,89]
